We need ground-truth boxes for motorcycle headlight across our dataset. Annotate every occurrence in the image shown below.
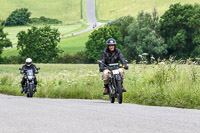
[28,76,33,80]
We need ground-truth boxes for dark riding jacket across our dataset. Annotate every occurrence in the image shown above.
[20,64,38,75]
[99,48,127,70]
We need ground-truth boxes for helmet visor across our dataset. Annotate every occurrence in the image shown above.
[26,62,31,66]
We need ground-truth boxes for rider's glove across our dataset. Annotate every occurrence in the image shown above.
[20,70,24,74]
[124,65,129,70]
[99,68,104,72]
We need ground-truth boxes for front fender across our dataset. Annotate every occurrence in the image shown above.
[115,74,121,81]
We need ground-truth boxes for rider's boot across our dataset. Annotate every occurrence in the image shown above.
[21,85,25,93]
[122,84,127,92]
[34,85,37,92]
[21,88,24,93]
[103,85,109,95]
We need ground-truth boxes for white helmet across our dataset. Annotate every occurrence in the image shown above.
[26,58,32,66]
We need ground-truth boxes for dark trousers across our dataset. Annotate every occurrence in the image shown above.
[21,76,37,87]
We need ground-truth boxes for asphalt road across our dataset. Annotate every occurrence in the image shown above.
[0,94,200,133]
[62,0,105,38]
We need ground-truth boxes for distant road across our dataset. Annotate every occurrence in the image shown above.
[4,0,105,49]
[62,0,105,38]
[1,94,200,133]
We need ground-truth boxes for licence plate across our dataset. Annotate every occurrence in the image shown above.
[112,70,119,74]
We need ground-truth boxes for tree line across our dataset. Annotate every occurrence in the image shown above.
[1,8,62,26]
[0,3,200,64]
[86,3,200,63]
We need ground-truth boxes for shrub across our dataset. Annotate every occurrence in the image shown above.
[5,8,31,26]
[17,25,62,63]
[55,51,88,63]
[30,16,62,24]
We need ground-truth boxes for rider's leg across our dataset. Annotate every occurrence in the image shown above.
[118,68,127,92]
[102,69,110,95]
[21,77,25,93]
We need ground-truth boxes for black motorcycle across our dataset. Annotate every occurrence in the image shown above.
[98,60,124,104]
[19,68,40,97]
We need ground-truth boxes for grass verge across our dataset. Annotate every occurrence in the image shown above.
[1,63,200,109]
[2,25,90,57]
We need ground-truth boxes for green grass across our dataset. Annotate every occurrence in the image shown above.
[59,31,91,55]
[96,0,200,21]
[0,0,82,24]
[2,29,91,57]
[1,63,200,109]
[2,47,19,57]
[82,0,87,23]
[4,24,89,44]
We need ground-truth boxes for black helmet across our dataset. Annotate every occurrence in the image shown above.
[106,38,116,46]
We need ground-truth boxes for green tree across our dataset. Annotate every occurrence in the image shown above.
[5,8,31,26]
[17,26,62,63]
[159,3,200,59]
[85,26,123,63]
[107,16,134,41]
[0,26,12,60]
[125,11,167,61]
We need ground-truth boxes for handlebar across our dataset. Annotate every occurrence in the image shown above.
[97,60,128,71]
[19,67,40,74]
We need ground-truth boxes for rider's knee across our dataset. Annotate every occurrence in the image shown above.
[103,69,110,74]
[118,68,125,79]
[102,69,109,80]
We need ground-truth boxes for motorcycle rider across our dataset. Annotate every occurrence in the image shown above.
[20,58,38,93]
[99,38,128,95]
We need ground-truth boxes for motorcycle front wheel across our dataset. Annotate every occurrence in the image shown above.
[116,81,123,104]
[27,84,33,98]
[108,85,115,103]
[109,93,115,103]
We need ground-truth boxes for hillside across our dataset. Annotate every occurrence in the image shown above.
[0,0,82,24]
[96,0,200,21]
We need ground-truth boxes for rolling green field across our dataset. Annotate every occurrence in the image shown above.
[2,30,91,57]
[96,0,200,21]
[4,24,89,44]
[59,31,91,55]
[0,0,82,24]
[1,63,200,109]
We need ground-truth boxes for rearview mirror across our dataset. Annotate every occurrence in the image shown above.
[19,68,22,70]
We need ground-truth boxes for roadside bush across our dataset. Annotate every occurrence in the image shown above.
[55,51,88,63]
[30,16,62,24]
[0,56,25,64]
